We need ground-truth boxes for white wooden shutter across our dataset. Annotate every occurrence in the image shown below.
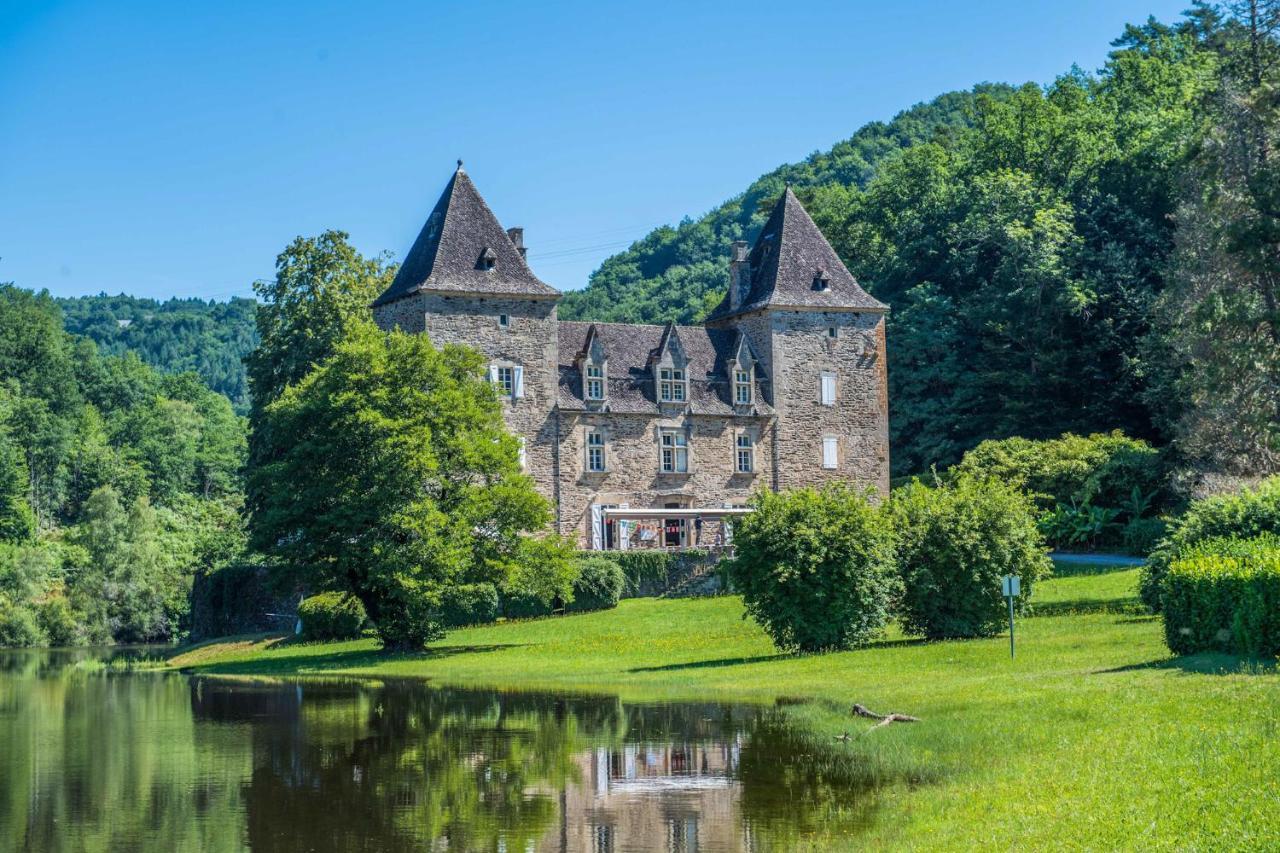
[820,372,836,406]
[517,437,527,470]
[590,504,603,551]
[512,365,525,398]
[822,436,838,469]
[489,364,499,385]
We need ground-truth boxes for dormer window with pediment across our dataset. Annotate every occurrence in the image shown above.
[478,247,497,270]
[729,332,758,409]
[651,324,689,405]
[577,325,609,405]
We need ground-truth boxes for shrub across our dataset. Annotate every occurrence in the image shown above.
[892,475,1052,639]
[1161,537,1280,657]
[297,592,366,641]
[728,485,898,652]
[566,556,624,613]
[499,590,556,620]
[1121,517,1167,557]
[612,550,675,595]
[1141,476,1280,611]
[0,597,45,647]
[37,595,82,647]
[439,583,499,628]
[953,431,1164,511]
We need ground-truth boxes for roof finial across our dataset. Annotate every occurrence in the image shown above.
[456,158,464,172]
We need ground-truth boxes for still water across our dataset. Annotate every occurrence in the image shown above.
[0,647,880,852]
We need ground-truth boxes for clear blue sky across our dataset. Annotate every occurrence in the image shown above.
[1,0,1191,301]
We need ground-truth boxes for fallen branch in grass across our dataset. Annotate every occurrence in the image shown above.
[852,703,920,734]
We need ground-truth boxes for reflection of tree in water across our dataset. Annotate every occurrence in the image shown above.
[736,710,887,848]
[191,678,632,851]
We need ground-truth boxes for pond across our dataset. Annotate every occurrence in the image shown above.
[0,647,884,852]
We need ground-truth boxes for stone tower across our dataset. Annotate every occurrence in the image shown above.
[371,163,562,504]
[705,187,890,493]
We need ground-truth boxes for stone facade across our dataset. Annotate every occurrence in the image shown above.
[372,166,890,548]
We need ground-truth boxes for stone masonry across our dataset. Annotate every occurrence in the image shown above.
[372,164,889,548]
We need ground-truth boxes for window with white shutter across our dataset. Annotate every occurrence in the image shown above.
[820,371,837,406]
[517,437,527,470]
[822,435,838,469]
[512,365,525,399]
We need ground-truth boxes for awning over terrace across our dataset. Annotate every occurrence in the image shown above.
[591,506,753,552]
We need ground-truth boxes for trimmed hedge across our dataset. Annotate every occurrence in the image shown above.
[1162,537,1280,657]
[439,583,499,628]
[297,592,366,641]
[565,557,624,613]
[1141,476,1280,611]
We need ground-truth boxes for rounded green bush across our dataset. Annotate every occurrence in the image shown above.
[0,598,46,648]
[728,485,898,652]
[37,596,82,647]
[297,592,367,642]
[1141,476,1280,612]
[566,556,624,613]
[891,475,1052,639]
[439,583,499,627]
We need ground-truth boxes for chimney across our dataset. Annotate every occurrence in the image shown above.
[507,227,527,259]
[729,240,750,311]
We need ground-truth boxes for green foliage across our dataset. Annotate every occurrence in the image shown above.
[439,583,500,628]
[565,556,624,613]
[559,88,1003,326]
[1161,537,1280,657]
[1037,501,1123,550]
[36,594,82,646]
[611,550,674,595]
[0,597,44,647]
[952,432,1164,512]
[57,294,258,411]
[297,592,367,642]
[728,485,898,652]
[891,475,1051,639]
[1141,476,1280,610]
[1122,516,1168,557]
[249,319,573,648]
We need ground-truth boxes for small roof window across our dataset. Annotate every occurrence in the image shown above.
[478,247,497,271]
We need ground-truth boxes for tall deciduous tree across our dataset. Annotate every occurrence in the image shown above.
[1148,1,1280,472]
[249,320,573,649]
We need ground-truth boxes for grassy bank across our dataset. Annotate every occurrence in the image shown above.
[171,562,1280,850]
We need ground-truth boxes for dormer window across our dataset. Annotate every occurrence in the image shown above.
[478,247,497,271]
[585,363,605,400]
[813,269,831,292]
[659,368,686,403]
[734,368,752,405]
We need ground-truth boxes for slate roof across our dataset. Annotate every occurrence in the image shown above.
[557,321,773,416]
[707,187,886,319]
[373,164,559,307]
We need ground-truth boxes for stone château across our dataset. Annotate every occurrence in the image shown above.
[373,164,889,549]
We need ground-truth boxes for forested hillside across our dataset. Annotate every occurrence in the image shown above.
[57,294,258,411]
[0,286,247,645]
[562,6,1280,478]
[558,86,1008,325]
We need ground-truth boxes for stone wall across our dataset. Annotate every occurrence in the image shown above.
[555,411,772,544]
[768,308,890,494]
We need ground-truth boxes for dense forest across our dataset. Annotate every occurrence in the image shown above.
[563,3,1280,478]
[57,294,258,411]
[0,286,247,645]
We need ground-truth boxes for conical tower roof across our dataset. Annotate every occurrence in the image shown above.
[373,163,559,307]
[709,186,885,318]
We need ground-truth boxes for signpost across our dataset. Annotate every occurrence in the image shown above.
[1001,574,1021,659]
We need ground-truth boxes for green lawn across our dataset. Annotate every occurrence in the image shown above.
[171,562,1280,850]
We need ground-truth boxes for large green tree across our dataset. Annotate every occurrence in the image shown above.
[249,320,572,649]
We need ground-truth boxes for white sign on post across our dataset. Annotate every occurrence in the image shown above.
[1002,575,1021,597]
